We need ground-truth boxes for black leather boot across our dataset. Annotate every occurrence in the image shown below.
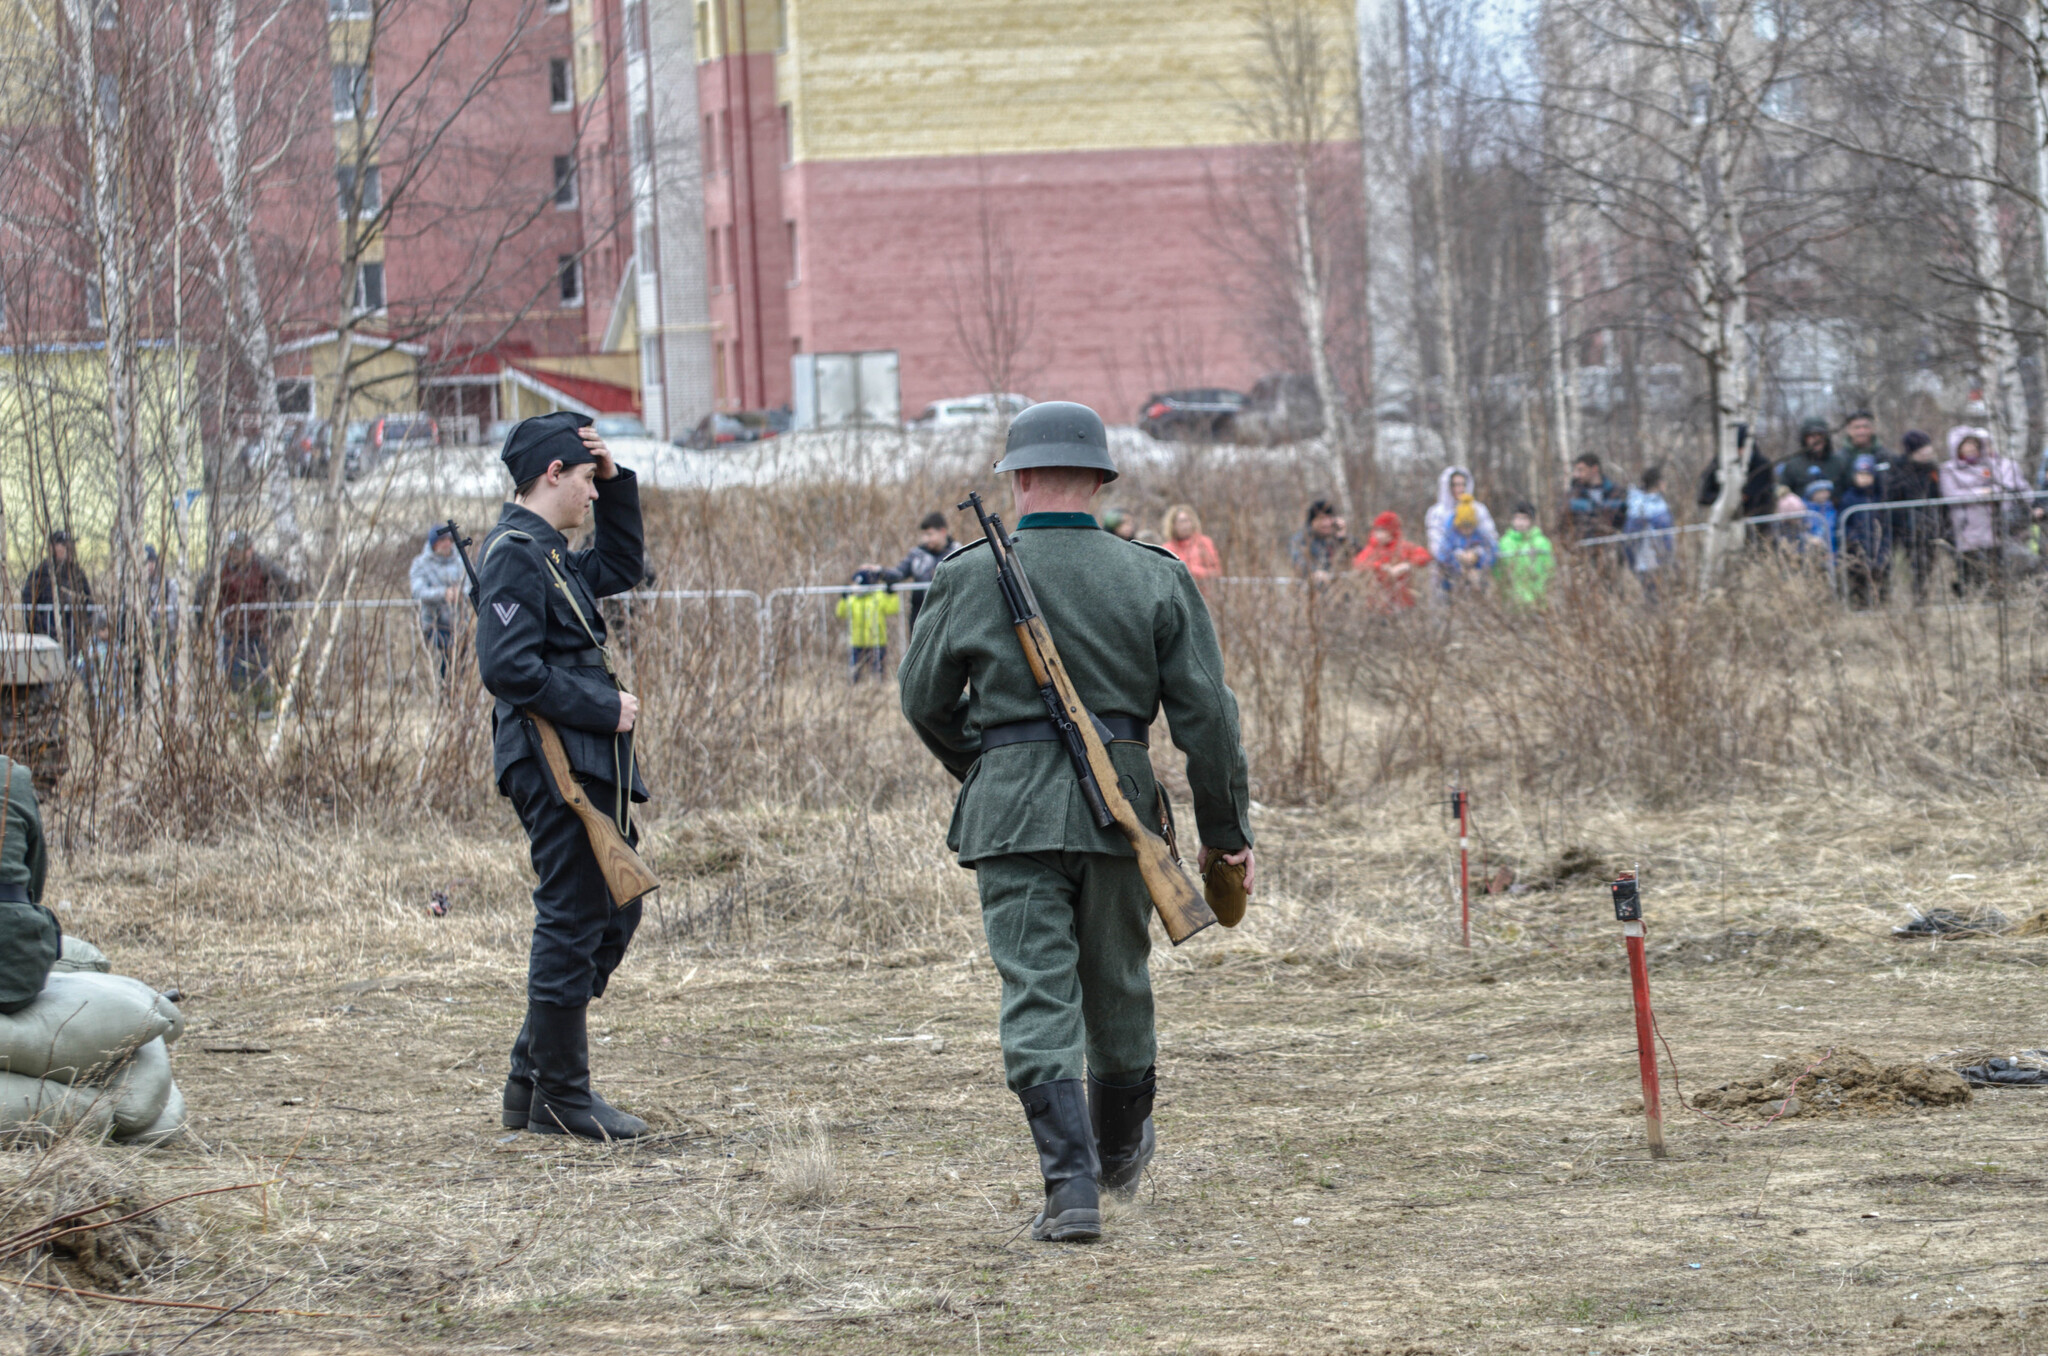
[502,1075,532,1129]
[503,1014,534,1129]
[526,1000,649,1141]
[1089,1067,1157,1200]
[1020,1079,1101,1242]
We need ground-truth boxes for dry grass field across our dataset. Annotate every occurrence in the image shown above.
[9,460,2048,1353]
[5,770,2047,1355]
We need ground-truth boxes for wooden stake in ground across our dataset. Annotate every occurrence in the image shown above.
[1450,788,1470,947]
[1612,870,1665,1159]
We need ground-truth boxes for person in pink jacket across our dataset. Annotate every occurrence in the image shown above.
[1159,504,1222,580]
[1937,426,2028,595]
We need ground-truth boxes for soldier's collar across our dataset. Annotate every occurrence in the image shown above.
[499,500,567,546]
[1015,512,1099,530]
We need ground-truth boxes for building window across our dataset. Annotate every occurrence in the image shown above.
[327,0,370,17]
[546,0,567,12]
[552,155,577,208]
[631,111,651,165]
[780,103,793,163]
[332,64,373,120]
[624,0,645,58]
[558,255,582,306]
[336,164,381,219]
[641,338,661,390]
[549,58,572,109]
[353,261,385,313]
[85,278,104,328]
[706,228,721,288]
[785,221,798,283]
[703,114,719,172]
[713,340,727,402]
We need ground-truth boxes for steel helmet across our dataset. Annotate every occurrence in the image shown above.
[992,401,1118,483]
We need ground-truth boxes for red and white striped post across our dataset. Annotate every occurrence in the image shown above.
[1612,871,1666,1159]
[1451,788,1471,948]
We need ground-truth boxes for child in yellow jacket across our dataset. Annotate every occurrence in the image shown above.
[836,569,901,682]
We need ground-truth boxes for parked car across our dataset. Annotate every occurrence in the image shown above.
[369,414,439,453]
[1138,388,1247,442]
[593,414,651,440]
[905,393,1031,430]
[679,409,788,448]
[1225,374,1323,445]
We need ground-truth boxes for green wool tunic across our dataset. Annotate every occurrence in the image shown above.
[0,755,57,1014]
[898,512,1253,1089]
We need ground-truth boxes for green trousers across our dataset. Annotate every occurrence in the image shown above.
[974,850,1156,1092]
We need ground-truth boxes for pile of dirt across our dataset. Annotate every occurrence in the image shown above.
[1690,1048,1972,1120]
[0,1145,170,1289]
[1655,926,1829,969]
[1518,845,1610,892]
[2013,909,2048,938]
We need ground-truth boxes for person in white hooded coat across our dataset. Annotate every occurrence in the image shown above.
[1423,467,1499,559]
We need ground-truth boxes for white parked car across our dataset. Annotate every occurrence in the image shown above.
[906,393,1032,430]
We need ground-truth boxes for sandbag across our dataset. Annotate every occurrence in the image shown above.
[0,972,178,1082]
[103,1037,172,1137]
[0,1070,116,1140]
[122,1082,186,1147]
[102,974,184,1045]
[53,935,111,973]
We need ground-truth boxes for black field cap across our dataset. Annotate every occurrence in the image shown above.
[502,410,595,484]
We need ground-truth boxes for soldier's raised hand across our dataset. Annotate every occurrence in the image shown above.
[580,426,616,480]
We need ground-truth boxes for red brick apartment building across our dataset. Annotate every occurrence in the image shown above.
[697,0,1340,423]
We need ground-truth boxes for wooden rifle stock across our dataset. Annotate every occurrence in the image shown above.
[1013,613,1215,945]
[527,713,660,910]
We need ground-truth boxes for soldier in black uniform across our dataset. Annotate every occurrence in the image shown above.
[474,411,651,1141]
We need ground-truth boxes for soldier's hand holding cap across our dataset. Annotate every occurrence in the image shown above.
[580,427,616,480]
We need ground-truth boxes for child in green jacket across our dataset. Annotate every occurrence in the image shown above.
[1494,503,1556,607]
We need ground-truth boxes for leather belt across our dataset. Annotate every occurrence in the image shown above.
[0,883,30,904]
[981,715,1149,750]
[547,647,606,668]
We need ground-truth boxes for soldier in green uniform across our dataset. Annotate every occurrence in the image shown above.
[898,402,1255,1243]
[0,753,57,1015]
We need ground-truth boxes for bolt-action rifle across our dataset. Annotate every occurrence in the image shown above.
[446,519,659,910]
[956,492,1216,945]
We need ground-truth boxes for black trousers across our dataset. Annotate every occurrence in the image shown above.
[501,757,642,1077]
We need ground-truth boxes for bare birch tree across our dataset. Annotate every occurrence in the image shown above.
[1223,0,1374,514]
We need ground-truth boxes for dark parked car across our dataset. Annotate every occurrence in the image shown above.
[680,409,785,448]
[1226,374,1324,445]
[1139,388,1247,442]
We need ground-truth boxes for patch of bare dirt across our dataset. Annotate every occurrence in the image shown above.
[0,1145,171,1290]
[1653,926,1830,969]
[1690,1047,1973,1119]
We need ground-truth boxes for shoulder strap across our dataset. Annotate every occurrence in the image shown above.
[481,528,534,565]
